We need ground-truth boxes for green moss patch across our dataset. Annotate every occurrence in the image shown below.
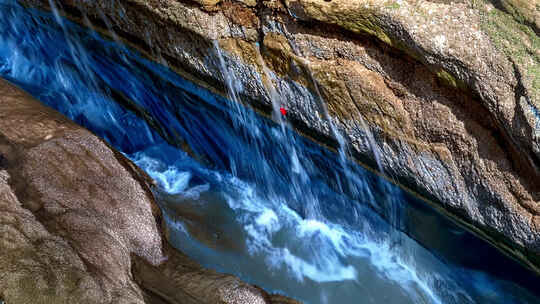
[480,2,540,102]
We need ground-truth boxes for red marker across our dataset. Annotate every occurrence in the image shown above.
[280,107,287,116]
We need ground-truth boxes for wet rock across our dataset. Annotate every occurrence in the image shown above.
[0,79,299,304]
[19,0,540,272]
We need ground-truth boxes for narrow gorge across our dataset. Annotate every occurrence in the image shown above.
[0,0,538,303]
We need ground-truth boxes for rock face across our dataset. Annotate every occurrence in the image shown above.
[0,79,298,304]
[18,0,540,272]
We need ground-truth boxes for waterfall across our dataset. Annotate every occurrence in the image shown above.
[212,39,323,218]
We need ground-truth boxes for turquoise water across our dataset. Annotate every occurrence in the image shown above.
[0,1,539,303]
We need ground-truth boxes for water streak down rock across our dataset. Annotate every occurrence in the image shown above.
[17,0,540,272]
[0,78,298,304]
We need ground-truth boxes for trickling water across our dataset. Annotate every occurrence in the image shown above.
[216,42,324,219]
[273,24,396,230]
[254,45,317,216]
[256,45,286,127]
[1,1,539,303]
[358,114,384,174]
[213,40,260,139]
[281,22,385,177]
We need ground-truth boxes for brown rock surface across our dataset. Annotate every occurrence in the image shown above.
[0,78,298,303]
[18,0,540,272]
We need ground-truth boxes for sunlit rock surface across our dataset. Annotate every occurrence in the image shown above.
[0,79,298,304]
[18,0,540,272]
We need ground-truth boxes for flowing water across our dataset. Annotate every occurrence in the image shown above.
[1,1,539,303]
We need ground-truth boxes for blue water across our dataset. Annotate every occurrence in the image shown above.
[1,1,539,303]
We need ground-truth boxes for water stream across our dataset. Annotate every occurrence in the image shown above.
[1,1,539,303]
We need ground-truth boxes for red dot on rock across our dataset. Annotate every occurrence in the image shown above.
[280,107,287,116]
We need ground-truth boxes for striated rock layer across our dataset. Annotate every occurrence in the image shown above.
[0,78,298,304]
[18,0,540,272]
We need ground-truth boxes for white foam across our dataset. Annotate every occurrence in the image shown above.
[268,248,358,282]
